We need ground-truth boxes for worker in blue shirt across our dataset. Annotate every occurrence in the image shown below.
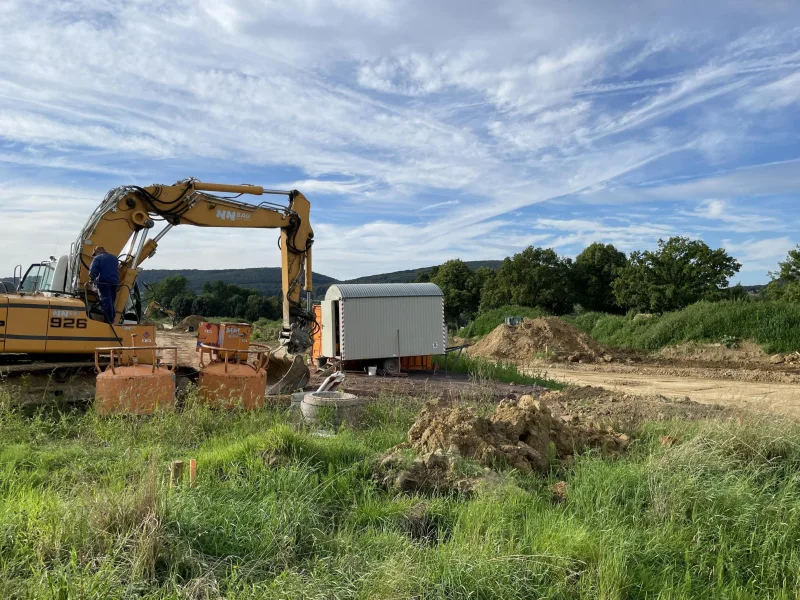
[89,246,120,323]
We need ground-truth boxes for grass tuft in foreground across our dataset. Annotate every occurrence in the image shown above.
[3,389,800,598]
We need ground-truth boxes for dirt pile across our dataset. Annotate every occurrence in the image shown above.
[376,395,630,493]
[175,315,205,332]
[541,385,729,426]
[469,317,611,363]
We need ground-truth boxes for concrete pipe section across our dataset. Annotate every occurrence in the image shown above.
[301,391,362,427]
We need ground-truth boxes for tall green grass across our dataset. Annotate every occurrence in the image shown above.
[458,305,550,338]
[3,390,800,598]
[433,354,563,389]
[573,300,800,353]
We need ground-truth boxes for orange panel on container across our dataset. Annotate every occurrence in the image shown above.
[311,304,323,362]
[196,322,220,351]
[401,355,432,371]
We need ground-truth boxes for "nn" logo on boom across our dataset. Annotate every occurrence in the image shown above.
[216,210,251,222]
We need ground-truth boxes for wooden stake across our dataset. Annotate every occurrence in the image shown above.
[170,460,185,488]
[189,459,197,487]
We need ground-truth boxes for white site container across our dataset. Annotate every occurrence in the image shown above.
[320,283,446,364]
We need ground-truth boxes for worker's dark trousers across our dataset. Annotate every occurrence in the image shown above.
[97,284,117,324]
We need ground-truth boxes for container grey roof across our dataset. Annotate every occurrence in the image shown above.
[325,283,443,300]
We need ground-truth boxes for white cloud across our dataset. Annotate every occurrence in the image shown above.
[738,71,800,112]
[723,237,795,273]
[419,200,460,212]
[0,0,798,284]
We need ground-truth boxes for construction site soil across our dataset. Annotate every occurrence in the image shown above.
[156,330,545,402]
[375,386,733,494]
[375,388,709,494]
[469,317,611,363]
[155,330,800,418]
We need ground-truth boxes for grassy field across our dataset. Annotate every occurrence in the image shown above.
[3,388,800,598]
[573,300,800,354]
[433,353,564,389]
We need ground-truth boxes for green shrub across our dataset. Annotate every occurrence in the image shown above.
[458,305,550,338]
[433,354,563,389]
[572,300,800,353]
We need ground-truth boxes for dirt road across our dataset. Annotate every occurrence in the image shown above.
[531,366,800,418]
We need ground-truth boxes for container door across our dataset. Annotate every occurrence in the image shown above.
[321,300,337,358]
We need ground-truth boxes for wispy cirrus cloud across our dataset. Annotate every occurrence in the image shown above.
[0,0,798,283]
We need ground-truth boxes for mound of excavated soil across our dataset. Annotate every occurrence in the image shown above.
[469,317,611,363]
[541,385,730,426]
[376,395,629,493]
[175,315,205,332]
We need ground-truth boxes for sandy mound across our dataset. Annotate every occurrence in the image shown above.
[469,317,611,363]
[542,385,729,426]
[376,395,630,493]
[175,315,205,332]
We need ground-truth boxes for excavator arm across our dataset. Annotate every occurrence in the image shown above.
[68,179,315,354]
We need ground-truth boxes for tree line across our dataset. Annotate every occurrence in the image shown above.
[419,236,800,326]
[145,276,281,321]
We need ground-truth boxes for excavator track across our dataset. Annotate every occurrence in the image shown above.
[0,355,200,407]
[0,356,98,405]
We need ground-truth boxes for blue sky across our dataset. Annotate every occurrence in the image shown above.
[1,0,799,284]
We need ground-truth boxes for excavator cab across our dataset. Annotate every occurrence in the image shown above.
[19,260,57,293]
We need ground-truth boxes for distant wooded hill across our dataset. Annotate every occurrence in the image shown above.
[1,263,767,298]
[135,260,504,297]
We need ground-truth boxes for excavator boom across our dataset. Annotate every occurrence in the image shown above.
[68,179,315,354]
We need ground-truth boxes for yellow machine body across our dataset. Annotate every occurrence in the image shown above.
[0,293,154,355]
[2,179,316,400]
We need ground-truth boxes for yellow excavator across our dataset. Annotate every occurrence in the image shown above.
[0,178,316,401]
[143,300,177,326]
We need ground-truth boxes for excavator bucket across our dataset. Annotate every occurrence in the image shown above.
[265,347,310,395]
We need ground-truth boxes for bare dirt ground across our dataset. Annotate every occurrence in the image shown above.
[158,329,800,418]
[157,330,544,401]
[526,364,800,418]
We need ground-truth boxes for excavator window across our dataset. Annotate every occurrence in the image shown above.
[124,282,143,323]
[19,262,55,293]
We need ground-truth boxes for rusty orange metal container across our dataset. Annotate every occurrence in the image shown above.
[199,361,267,410]
[96,365,176,415]
[197,321,252,361]
[94,346,178,415]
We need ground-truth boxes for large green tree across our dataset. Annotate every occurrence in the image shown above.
[766,245,800,302]
[481,246,574,314]
[612,237,741,312]
[573,242,628,313]
[427,259,486,324]
[147,275,190,306]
